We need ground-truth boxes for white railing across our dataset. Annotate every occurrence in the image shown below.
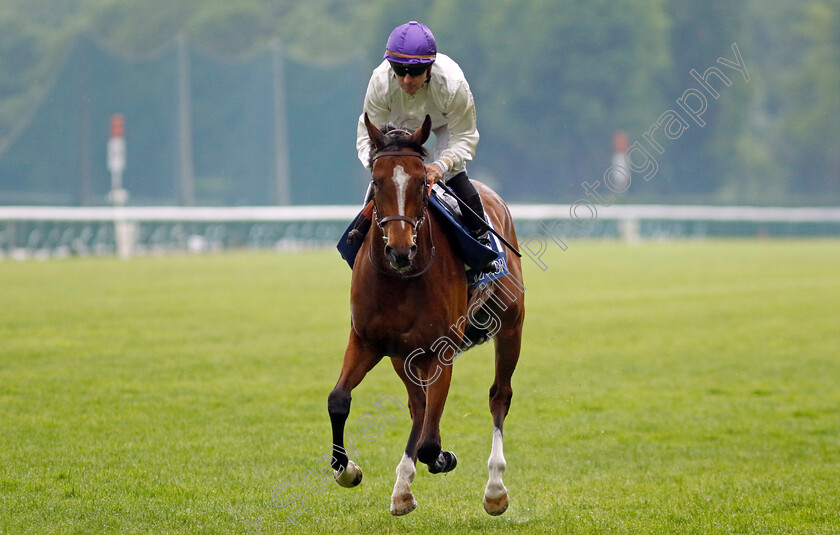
[3,204,839,222]
[509,204,840,223]
[0,205,358,222]
[1,204,839,260]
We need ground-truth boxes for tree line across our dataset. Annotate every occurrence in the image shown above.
[1,0,837,204]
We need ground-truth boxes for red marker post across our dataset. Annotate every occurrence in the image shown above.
[107,114,128,206]
[609,130,630,193]
[107,114,135,258]
[610,130,639,243]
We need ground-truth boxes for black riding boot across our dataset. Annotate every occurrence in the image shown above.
[446,172,490,245]
[446,172,497,272]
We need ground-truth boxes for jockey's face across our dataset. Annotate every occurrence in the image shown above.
[393,64,430,95]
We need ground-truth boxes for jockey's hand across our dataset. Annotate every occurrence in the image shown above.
[424,164,443,184]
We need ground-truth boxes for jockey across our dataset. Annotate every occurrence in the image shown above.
[355,21,494,257]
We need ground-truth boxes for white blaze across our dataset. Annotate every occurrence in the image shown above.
[392,165,411,226]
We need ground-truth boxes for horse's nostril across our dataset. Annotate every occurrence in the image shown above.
[385,244,412,270]
[409,245,418,259]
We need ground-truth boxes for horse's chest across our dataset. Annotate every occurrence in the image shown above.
[353,298,461,358]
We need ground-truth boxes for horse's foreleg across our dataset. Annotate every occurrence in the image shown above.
[416,359,457,474]
[388,358,427,515]
[328,331,380,487]
[484,326,522,515]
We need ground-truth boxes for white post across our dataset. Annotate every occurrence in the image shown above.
[609,130,631,194]
[610,131,638,243]
[107,114,135,258]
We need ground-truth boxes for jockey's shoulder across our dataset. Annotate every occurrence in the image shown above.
[430,54,462,76]
[429,54,471,99]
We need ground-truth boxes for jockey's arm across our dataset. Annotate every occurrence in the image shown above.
[356,76,390,169]
[433,82,479,181]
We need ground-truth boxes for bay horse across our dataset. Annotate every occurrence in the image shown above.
[328,113,525,516]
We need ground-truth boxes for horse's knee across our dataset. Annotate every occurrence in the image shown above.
[328,389,351,419]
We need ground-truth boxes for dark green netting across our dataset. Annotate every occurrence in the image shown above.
[0,34,368,206]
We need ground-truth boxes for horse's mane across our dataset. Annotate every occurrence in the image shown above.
[368,123,430,167]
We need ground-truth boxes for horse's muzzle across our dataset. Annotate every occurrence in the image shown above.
[385,244,417,271]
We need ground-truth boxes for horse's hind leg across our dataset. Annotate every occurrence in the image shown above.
[484,324,522,515]
[328,330,380,487]
[388,358,427,515]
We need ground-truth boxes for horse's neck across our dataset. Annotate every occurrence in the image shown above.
[353,215,467,345]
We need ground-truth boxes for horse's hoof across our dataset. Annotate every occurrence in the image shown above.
[390,493,417,516]
[427,451,457,474]
[483,492,509,516]
[335,460,363,488]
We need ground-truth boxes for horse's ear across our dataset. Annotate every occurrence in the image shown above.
[364,113,386,151]
[411,115,432,147]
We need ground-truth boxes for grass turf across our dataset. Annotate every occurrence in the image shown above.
[1,239,838,534]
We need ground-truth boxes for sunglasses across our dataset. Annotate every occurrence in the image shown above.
[390,62,429,78]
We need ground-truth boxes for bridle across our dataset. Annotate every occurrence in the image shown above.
[370,148,431,242]
[368,146,436,278]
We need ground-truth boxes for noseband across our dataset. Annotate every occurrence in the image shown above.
[370,149,430,238]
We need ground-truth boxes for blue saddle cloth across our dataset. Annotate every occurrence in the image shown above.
[337,185,510,289]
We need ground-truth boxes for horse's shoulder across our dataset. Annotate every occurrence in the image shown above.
[471,180,508,216]
[470,179,498,198]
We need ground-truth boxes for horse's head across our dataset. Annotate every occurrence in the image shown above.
[364,113,432,272]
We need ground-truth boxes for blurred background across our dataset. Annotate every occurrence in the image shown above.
[0,0,838,257]
[1,0,838,207]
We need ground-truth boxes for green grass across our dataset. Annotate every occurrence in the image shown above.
[1,240,839,534]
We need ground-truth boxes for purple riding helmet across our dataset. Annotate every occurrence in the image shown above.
[384,21,437,65]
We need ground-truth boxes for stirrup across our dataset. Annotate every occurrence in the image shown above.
[472,230,498,273]
[478,260,498,274]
